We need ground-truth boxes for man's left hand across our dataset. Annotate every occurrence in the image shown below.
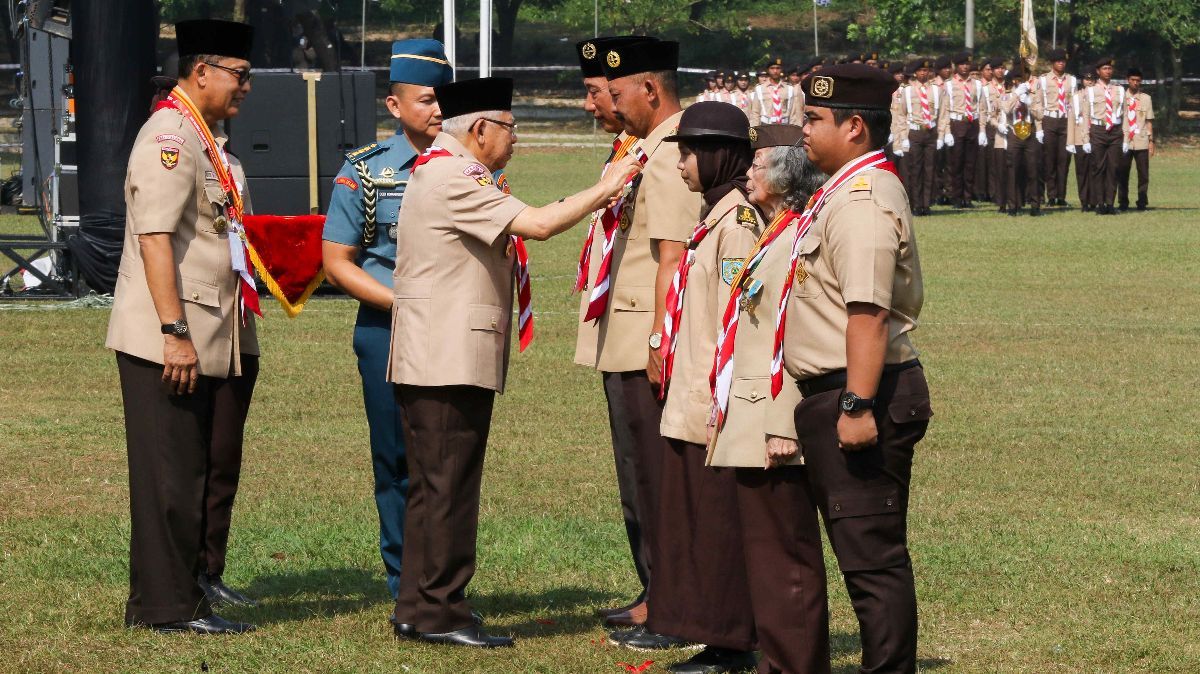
[837,410,878,451]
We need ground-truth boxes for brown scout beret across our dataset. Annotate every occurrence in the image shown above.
[749,124,803,150]
[802,63,897,111]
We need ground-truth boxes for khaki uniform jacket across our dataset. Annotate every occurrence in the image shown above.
[943,76,987,133]
[889,85,907,153]
[749,82,804,125]
[707,218,803,468]
[573,111,701,372]
[1082,82,1128,135]
[1069,90,1089,146]
[660,190,761,445]
[985,82,1008,150]
[106,107,258,379]
[1000,87,1043,135]
[1126,91,1153,150]
[1036,73,1076,121]
[783,163,922,381]
[387,132,528,393]
[895,81,950,148]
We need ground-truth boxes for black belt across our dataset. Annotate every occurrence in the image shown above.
[797,359,921,398]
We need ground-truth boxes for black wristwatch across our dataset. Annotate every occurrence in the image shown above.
[161,319,190,338]
[839,391,875,413]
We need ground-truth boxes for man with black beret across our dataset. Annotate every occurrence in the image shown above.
[943,51,986,208]
[985,58,1010,209]
[107,19,259,635]
[894,58,947,215]
[1082,57,1128,214]
[1001,69,1045,216]
[931,55,954,204]
[1072,68,1098,211]
[750,55,803,126]
[573,34,660,628]
[388,76,643,648]
[783,63,932,673]
[1117,67,1153,211]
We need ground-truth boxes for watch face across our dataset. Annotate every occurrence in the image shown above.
[648,334,662,349]
[840,393,857,411]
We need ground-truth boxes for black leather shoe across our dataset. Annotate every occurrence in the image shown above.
[668,647,758,673]
[198,574,257,608]
[1008,209,1021,216]
[1029,206,1043,216]
[470,609,484,626]
[389,613,416,640]
[150,614,256,635]
[609,625,697,651]
[417,624,514,648]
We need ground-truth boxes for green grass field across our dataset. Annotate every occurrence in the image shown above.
[2,142,1199,673]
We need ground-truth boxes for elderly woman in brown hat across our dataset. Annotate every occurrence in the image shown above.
[708,124,831,674]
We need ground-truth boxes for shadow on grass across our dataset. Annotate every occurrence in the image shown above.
[828,632,952,670]
[466,586,622,638]
[238,567,388,625]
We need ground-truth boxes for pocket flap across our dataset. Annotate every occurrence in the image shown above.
[796,234,820,256]
[731,377,769,403]
[394,277,433,299]
[827,488,901,520]
[469,305,504,333]
[888,393,933,424]
[611,285,655,312]
[179,277,219,308]
[203,181,229,206]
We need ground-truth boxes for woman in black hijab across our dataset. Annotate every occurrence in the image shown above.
[643,102,762,674]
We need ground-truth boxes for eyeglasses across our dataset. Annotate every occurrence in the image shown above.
[481,117,518,135]
[750,163,767,173]
[204,61,252,86]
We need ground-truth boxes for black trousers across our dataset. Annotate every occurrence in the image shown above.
[1041,116,1071,201]
[975,126,994,200]
[947,119,979,201]
[118,351,257,626]
[394,384,495,634]
[1007,136,1042,210]
[602,370,651,596]
[646,439,756,651]
[1089,124,1123,207]
[736,467,831,674]
[794,366,932,674]
[990,146,1007,208]
[903,129,937,211]
[1074,146,1092,208]
[1118,148,1150,208]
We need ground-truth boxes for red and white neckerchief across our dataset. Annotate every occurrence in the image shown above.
[411,146,535,351]
[961,77,975,122]
[1056,76,1068,116]
[919,84,932,128]
[575,135,640,292]
[770,84,784,122]
[579,145,648,322]
[155,88,261,323]
[710,208,797,429]
[1104,84,1115,130]
[1126,96,1139,142]
[659,216,717,399]
[768,151,899,397]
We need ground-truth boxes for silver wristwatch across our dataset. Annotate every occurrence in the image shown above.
[648,332,663,349]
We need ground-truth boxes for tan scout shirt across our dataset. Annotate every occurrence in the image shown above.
[1001,86,1043,135]
[106,108,258,379]
[1083,81,1127,129]
[1126,91,1153,150]
[889,85,906,153]
[783,163,923,380]
[749,82,804,125]
[943,76,986,132]
[573,111,702,372]
[660,191,761,445]
[896,81,950,147]
[386,132,528,393]
[707,218,803,468]
[1036,73,1076,120]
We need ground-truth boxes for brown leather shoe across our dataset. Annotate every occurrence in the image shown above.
[594,596,644,619]
[603,600,648,627]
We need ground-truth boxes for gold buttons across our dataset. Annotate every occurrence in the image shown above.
[191,292,200,301]
[213,216,228,234]
[490,318,498,329]
[630,297,638,307]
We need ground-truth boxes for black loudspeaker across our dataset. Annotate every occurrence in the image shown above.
[227,71,376,214]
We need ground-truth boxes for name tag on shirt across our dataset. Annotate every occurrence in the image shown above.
[377,190,404,224]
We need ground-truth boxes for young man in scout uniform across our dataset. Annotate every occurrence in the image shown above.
[942,52,986,208]
[783,63,933,673]
[1084,57,1127,215]
[973,59,994,203]
[649,101,761,673]
[732,71,753,119]
[593,38,704,651]
[321,39,452,605]
[1072,69,1097,211]
[1038,49,1076,207]
[388,76,643,648]
[931,55,953,205]
[1001,70,1044,216]
[1117,67,1153,211]
[985,57,1008,209]
[107,19,259,635]
[894,58,947,216]
[573,34,659,628]
[887,61,908,184]
[749,56,803,125]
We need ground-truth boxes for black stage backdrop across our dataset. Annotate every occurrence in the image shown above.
[67,0,157,294]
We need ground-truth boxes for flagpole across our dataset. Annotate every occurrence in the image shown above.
[965,0,974,50]
[812,0,819,56]
[1053,0,1058,49]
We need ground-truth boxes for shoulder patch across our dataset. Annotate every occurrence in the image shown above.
[848,175,872,192]
[345,142,385,163]
[736,205,758,226]
[721,258,745,286]
[336,176,359,191]
[155,133,185,145]
[160,146,180,170]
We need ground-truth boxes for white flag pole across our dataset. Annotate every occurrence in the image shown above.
[480,0,492,77]
[813,0,819,57]
[443,0,456,81]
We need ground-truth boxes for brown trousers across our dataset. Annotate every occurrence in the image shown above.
[990,146,1007,208]
[947,119,979,201]
[1041,116,1071,202]
[1074,146,1092,207]
[974,126,994,199]
[736,468,831,674]
[903,129,937,211]
[1007,135,1042,210]
[646,439,755,651]
[1089,124,1123,207]
[1118,148,1150,208]
[794,365,931,674]
[118,351,258,626]
[394,384,495,634]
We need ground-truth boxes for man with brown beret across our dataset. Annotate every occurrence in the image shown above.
[782,63,932,673]
[1084,57,1127,214]
[1038,48,1076,207]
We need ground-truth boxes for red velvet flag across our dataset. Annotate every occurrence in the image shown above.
[241,214,326,318]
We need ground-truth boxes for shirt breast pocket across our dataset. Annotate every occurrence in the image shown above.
[792,236,821,299]
[376,190,403,224]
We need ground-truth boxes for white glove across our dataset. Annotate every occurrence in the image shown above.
[1083,142,1092,154]
[937,138,944,150]
[895,150,905,158]
[998,123,1008,136]
[1066,144,1076,154]
[887,132,894,143]
[902,139,911,152]
[944,132,955,147]
[978,131,988,146]
[1019,94,1031,106]
[1123,142,1130,153]
[1036,130,1044,143]
[1015,82,1029,96]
